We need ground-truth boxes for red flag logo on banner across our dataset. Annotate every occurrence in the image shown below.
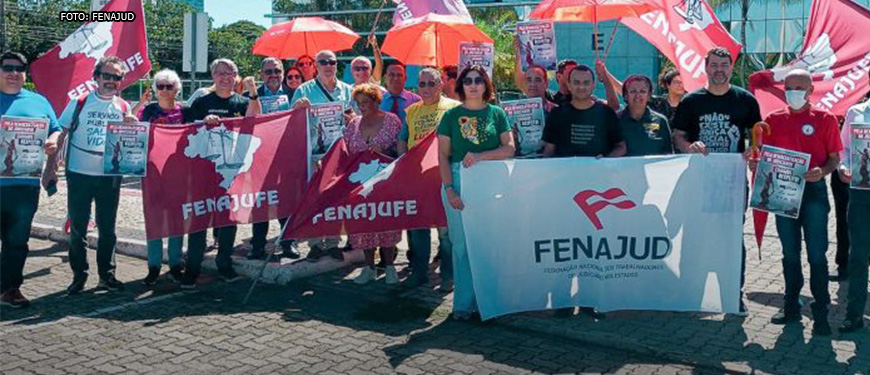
[30,0,152,115]
[284,133,447,240]
[749,0,870,118]
[142,111,309,240]
[621,0,742,92]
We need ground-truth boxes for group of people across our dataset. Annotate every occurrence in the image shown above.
[0,42,868,336]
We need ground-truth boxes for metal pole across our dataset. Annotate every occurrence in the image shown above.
[190,12,197,96]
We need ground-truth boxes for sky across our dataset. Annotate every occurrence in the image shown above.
[205,0,274,28]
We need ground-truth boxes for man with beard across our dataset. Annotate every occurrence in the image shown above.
[672,47,762,315]
[57,56,140,295]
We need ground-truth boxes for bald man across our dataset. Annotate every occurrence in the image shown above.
[748,69,842,336]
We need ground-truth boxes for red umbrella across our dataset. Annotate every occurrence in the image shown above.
[381,14,493,68]
[252,17,360,59]
[530,0,655,58]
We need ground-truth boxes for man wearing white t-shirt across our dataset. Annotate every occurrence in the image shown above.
[56,56,138,295]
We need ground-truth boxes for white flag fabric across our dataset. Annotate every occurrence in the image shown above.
[460,154,746,320]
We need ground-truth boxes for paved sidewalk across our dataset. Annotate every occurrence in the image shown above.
[4,175,868,375]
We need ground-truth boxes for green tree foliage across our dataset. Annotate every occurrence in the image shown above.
[472,9,519,93]
[208,21,266,77]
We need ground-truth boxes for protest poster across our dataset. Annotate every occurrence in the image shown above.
[501,98,546,157]
[459,41,494,80]
[308,102,346,156]
[103,121,149,177]
[0,116,49,179]
[850,122,870,190]
[749,145,811,218]
[260,95,291,114]
[517,20,558,71]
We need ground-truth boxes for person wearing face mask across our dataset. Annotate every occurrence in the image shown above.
[56,55,140,295]
[747,69,842,336]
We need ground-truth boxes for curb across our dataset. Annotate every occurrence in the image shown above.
[30,222,363,284]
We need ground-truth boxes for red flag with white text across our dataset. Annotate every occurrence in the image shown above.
[283,133,447,240]
[749,0,870,118]
[621,0,742,92]
[30,0,151,115]
[142,111,309,240]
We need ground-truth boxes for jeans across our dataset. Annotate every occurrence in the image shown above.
[186,227,235,279]
[407,227,453,283]
[442,163,476,313]
[846,189,870,320]
[67,172,121,279]
[830,175,850,272]
[0,185,39,293]
[146,236,183,268]
[775,180,830,317]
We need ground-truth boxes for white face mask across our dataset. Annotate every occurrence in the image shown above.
[785,90,808,110]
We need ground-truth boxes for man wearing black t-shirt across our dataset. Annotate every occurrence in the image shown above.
[672,48,761,154]
[542,64,626,158]
[182,58,261,289]
[671,47,761,316]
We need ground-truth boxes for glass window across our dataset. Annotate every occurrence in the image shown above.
[712,0,737,22]
[765,20,783,53]
[782,19,804,53]
[746,0,767,20]
[731,20,767,53]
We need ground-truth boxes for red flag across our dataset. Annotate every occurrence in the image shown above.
[621,0,742,92]
[142,110,309,240]
[749,0,870,118]
[284,133,447,240]
[30,0,152,115]
[391,0,473,26]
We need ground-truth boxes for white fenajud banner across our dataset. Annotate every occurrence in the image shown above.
[460,154,746,320]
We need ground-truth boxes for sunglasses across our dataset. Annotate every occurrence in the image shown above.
[1,65,26,73]
[286,74,302,80]
[100,72,124,82]
[156,84,175,91]
[297,61,313,67]
[418,80,438,88]
[317,59,338,66]
[353,66,370,72]
[462,77,484,86]
[262,68,282,76]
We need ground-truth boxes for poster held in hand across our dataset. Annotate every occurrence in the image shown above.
[517,20,558,71]
[103,121,149,177]
[501,98,546,157]
[459,41,494,79]
[307,102,346,157]
[260,95,291,114]
[749,145,811,218]
[850,122,870,190]
[0,116,49,179]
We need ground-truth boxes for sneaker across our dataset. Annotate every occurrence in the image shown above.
[813,319,832,336]
[0,289,31,308]
[219,268,243,283]
[385,266,399,284]
[281,242,301,259]
[246,250,266,261]
[838,318,865,333]
[180,274,197,290]
[354,267,376,284]
[66,274,88,295]
[97,276,125,292]
[771,310,801,325]
[142,267,160,286]
[169,266,184,283]
[306,246,327,262]
[327,247,345,261]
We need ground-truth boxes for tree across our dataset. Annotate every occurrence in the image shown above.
[208,21,266,77]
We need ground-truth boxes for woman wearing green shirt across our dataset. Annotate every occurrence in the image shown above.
[436,65,515,321]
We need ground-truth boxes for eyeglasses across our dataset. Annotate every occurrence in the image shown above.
[297,61,313,67]
[418,80,438,88]
[286,74,302,80]
[100,72,124,82]
[318,59,338,66]
[262,68,282,76]
[353,66,370,72]
[1,65,26,73]
[462,77,484,86]
[156,84,175,91]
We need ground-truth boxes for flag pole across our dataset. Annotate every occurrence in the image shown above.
[369,0,389,47]
[603,19,621,61]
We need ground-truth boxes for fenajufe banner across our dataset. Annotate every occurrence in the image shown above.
[142,110,309,240]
